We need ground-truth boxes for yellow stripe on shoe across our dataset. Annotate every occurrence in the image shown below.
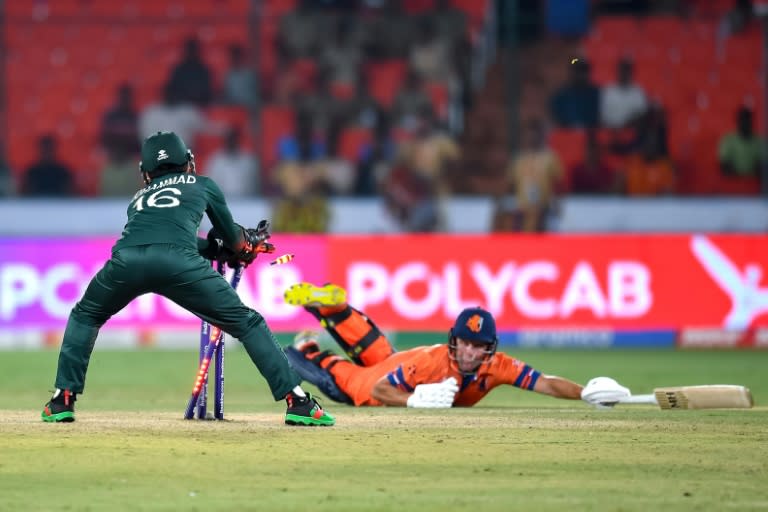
[284,283,347,307]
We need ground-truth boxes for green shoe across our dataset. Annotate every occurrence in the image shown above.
[284,283,346,308]
[285,393,335,427]
[41,389,76,423]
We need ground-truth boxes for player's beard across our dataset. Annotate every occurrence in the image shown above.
[456,353,484,374]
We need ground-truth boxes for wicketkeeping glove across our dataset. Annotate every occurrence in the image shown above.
[406,377,459,408]
[233,219,274,266]
[200,228,238,266]
[245,219,275,255]
[581,377,631,409]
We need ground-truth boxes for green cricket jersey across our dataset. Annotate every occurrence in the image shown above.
[112,172,243,253]
[52,136,303,404]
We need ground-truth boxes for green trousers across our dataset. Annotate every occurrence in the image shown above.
[55,244,299,401]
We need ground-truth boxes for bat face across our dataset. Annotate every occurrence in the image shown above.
[653,385,753,410]
[615,385,754,410]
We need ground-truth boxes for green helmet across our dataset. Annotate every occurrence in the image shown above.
[139,131,192,173]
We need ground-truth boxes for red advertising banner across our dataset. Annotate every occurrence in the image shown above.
[326,234,768,331]
[2,234,767,336]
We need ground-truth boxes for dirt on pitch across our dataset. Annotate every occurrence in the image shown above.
[2,407,766,512]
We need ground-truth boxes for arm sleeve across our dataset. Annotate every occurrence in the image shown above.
[497,354,541,391]
[203,177,245,252]
[383,351,436,392]
[385,365,415,393]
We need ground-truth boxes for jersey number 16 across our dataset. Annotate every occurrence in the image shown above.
[133,188,182,210]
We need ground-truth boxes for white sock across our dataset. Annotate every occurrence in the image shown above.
[292,386,306,398]
[52,388,62,399]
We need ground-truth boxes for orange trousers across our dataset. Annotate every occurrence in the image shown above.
[304,304,395,390]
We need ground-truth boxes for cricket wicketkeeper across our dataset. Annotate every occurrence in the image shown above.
[283,282,617,408]
[42,131,334,426]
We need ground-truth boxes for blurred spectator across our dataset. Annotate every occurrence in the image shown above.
[21,135,76,197]
[271,161,330,233]
[204,125,260,197]
[592,0,651,15]
[278,3,321,59]
[0,146,16,197]
[546,0,590,37]
[278,110,329,162]
[166,37,213,107]
[719,0,755,38]
[100,83,139,166]
[409,124,461,195]
[298,73,344,148]
[427,0,472,111]
[100,160,141,197]
[100,160,141,196]
[364,0,415,59]
[624,136,676,196]
[500,121,563,232]
[320,17,364,88]
[600,58,648,129]
[719,106,765,178]
[610,102,668,156]
[550,59,600,128]
[139,84,219,151]
[354,116,396,196]
[380,117,456,232]
[339,75,382,130]
[311,0,358,10]
[316,157,356,196]
[279,107,354,196]
[271,61,302,105]
[380,153,442,232]
[429,0,467,48]
[220,44,259,109]
[409,17,454,83]
[570,134,624,194]
[99,83,141,197]
[392,70,435,131]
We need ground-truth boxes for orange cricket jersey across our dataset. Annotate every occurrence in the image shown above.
[335,344,541,406]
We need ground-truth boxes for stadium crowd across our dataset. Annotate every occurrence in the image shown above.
[0,0,764,233]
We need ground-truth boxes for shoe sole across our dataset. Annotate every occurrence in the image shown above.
[41,411,75,423]
[284,283,346,308]
[284,413,335,427]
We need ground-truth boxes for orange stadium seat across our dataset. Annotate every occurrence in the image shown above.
[591,17,642,45]
[366,60,408,108]
[264,0,298,17]
[206,106,251,130]
[640,16,684,43]
[330,81,355,100]
[259,105,296,169]
[3,0,256,196]
[338,127,373,163]
[451,0,488,29]
[291,59,319,93]
[548,128,587,177]
[425,81,449,120]
[584,12,762,194]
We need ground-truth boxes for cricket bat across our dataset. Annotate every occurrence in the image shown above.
[619,385,754,410]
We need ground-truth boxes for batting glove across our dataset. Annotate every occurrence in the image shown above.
[406,377,459,408]
[581,377,631,409]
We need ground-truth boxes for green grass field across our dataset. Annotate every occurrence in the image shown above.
[1,345,767,511]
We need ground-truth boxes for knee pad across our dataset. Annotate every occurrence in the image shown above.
[305,306,395,366]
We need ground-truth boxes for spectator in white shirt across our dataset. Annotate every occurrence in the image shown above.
[204,125,260,197]
[600,58,648,129]
[139,84,225,151]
